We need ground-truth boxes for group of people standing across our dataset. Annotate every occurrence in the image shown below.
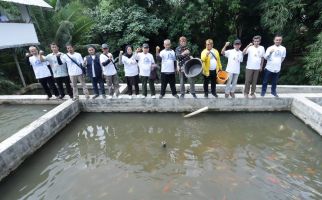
[26,34,286,100]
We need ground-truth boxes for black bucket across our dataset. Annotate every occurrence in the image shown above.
[184,58,202,78]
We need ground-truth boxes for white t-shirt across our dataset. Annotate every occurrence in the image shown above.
[122,55,139,77]
[159,49,176,73]
[45,52,68,78]
[61,52,83,76]
[100,53,117,76]
[224,49,243,74]
[136,52,155,77]
[209,50,217,70]
[29,55,52,79]
[245,45,265,70]
[264,45,286,73]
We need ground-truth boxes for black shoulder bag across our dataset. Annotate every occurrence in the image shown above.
[102,53,119,71]
[66,53,86,75]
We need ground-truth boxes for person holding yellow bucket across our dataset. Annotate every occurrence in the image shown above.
[201,39,222,98]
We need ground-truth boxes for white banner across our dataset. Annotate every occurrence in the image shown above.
[0,23,39,49]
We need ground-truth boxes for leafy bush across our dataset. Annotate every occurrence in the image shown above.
[0,77,19,94]
[304,32,322,85]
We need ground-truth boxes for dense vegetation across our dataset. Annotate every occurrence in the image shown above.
[0,0,321,94]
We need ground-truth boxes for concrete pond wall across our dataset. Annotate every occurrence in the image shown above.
[0,100,79,181]
[0,85,322,182]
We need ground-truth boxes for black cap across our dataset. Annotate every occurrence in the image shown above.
[234,39,241,45]
[101,43,109,49]
[142,43,149,48]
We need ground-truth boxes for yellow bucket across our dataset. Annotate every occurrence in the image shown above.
[216,71,229,84]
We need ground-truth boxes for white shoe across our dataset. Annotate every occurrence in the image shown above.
[140,95,146,99]
[128,95,132,99]
[108,95,113,99]
[133,95,137,98]
[151,95,156,99]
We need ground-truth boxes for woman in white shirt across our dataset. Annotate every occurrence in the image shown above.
[119,45,139,99]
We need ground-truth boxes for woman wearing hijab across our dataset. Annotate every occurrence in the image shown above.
[119,45,140,99]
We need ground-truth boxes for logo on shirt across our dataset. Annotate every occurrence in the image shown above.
[143,57,151,64]
[274,50,282,57]
[166,53,175,61]
[35,59,42,66]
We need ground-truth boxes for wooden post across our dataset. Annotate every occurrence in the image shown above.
[13,51,26,87]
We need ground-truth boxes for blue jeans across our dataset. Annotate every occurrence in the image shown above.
[261,69,279,95]
[225,73,239,94]
[91,77,105,95]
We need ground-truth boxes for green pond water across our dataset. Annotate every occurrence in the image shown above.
[0,112,321,200]
[0,104,55,143]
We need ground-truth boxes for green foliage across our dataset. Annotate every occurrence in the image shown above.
[0,1,20,20]
[90,4,164,50]
[29,1,93,50]
[279,65,309,85]
[1,0,322,86]
[304,32,322,85]
[0,73,20,95]
[260,0,305,34]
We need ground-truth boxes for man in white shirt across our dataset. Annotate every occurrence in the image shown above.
[57,44,90,101]
[26,46,59,100]
[46,43,73,99]
[261,35,286,97]
[243,35,265,98]
[175,36,197,99]
[84,46,106,99]
[100,43,120,99]
[135,43,157,99]
[221,39,244,98]
[156,39,179,99]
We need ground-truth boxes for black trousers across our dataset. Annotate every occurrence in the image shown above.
[55,76,73,97]
[91,76,105,95]
[39,76,59,97]
[160,73,177,96]
[126,75,139,95]
[203,70,217,95]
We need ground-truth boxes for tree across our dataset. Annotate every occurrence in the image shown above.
[304,32,322,85]
[89,3,164,51]
[29,1,93,50]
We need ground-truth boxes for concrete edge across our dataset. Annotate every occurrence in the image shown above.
[291,97,322,136]
[79,96,293,113]
[0,100,80,181]
[0,95,64,105]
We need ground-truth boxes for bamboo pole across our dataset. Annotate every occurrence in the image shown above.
[184,106,209,118]
[13,50,26,87]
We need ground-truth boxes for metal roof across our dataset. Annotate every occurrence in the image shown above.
[0,0,53,9]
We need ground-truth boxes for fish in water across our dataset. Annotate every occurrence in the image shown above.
[161,141,167,148]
